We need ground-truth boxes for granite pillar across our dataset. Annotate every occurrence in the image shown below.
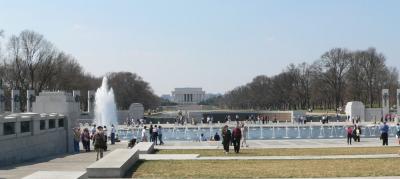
[11,90,20,113]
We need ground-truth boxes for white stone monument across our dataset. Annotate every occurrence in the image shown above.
[26,90,35,112]
[11,90,20,113]
[345,101,365,122]
[382,89,389,118]
[32,91,81,153]
[88,90,95,115]
[171,88,206,105]
[0,89,4,113]
[72,90,81,112]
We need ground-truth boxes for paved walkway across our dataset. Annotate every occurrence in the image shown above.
[156,138,395,149]
[0,143,125,179]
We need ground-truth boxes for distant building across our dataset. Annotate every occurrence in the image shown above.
[172,88,206,105]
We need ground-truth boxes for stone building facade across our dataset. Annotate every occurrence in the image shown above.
[172,88,206,105]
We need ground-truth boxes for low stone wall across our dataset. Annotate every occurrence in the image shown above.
[135,142,155,154]
[86,149,139,178]
[86,142,154,178]
[0,113,67,166]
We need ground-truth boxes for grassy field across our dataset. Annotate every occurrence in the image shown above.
[131,158,400,178]
[156,147,400,156]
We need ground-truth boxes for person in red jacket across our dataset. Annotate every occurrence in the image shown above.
[232,124,242,153]
[347,126,353,145]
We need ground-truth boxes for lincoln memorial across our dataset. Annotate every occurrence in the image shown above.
[172,88,206,105]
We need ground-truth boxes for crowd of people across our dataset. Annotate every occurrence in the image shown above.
[345,121,400,146]
[140,125,164,145]
[72,124,117,160]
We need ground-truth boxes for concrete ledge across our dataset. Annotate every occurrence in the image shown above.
[134,142,155,154]
[22,171,86,179]
[86,149,139,178]
[140,154,200,160]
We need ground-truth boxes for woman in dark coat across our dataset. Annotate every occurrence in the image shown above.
[222,125,231,154]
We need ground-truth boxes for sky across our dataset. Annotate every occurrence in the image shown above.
[0,0,399,95]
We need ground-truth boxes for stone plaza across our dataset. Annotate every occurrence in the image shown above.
[1,88,400,178]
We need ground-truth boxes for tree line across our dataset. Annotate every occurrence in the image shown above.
[211,48,399,111]
[0,30,160,111]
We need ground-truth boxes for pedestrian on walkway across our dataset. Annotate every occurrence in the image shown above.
[158,125,164,145]
[73,127,81,153]
[81,128,91,152]
[152,125,158,145]
[347,126,353,145]
[141,126,148,142]
[380,122,389,146]
[110,124,116,145]
[355,126,362,142]
[222,125,231,154]
[91,124,96,145]
[93,126,106,161]
[232,124,242,153]
[241,123,249,148]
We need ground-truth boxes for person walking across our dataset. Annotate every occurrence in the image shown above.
[347,126,353,145]
[232,125,242,153]
[152,125,158,145]
[73,127,81,153]
[241,123,249,147]
[81,128,91,152]
[93,126,106,161]
[111,124,116,145]
[222,125,231,155]
[380,122,389,146]
[355,126,362,142]
[158,125,164,145]
[91,124,96,145]
[141,126,148,142]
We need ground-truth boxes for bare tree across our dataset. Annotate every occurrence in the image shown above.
[318,48,351,111]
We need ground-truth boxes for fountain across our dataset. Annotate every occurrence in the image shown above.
[318,126,324,138]
[271,126,276,139]
[94,77,118,135]
[185,126,190,140]
[296,125,301,138]
[283,126,289,138]
[308,125,313,138]
[329,125,335,138]
[260,126,264,139]
[209,126,213,139]
[339,126,344,138]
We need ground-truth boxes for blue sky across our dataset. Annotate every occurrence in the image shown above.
[0,0,399,95]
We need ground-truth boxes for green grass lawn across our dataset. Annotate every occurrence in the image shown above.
[156,146,400,156]
[131,159,400,178]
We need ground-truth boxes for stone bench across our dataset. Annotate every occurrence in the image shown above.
[86,148,139,178]
[134,142,155,154]
[22,171,86,179]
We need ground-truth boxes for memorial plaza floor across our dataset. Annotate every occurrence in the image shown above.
[1,138,400,179]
